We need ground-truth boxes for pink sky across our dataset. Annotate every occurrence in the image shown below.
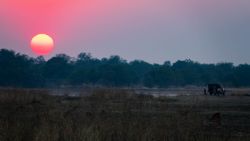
[1,0,250,64]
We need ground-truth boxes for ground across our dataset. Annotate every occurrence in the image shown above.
[0,87,250,141]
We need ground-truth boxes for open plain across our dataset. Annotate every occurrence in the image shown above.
[0,87,250,141]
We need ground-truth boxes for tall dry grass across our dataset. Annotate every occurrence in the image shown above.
[0,88,249,141]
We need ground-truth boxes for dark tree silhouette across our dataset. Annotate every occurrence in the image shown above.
[1,49,250,88]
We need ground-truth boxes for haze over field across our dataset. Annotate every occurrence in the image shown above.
[0,0,250,64]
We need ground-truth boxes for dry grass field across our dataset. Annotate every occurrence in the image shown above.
[0,88,250,141]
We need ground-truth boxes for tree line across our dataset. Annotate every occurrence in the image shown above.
[0,49,250,88]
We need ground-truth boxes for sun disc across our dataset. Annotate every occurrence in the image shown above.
[31,34,54,55]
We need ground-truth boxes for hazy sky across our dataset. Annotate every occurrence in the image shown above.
[0,0,250,64]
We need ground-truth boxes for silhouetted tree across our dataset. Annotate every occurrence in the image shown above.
[43,54,73,86]
[1,49,250,88]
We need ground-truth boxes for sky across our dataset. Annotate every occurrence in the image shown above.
[0,0,250,64]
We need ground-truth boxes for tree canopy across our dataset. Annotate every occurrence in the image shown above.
[1,49,250,88]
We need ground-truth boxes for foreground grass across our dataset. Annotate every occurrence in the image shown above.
[0,88,250,141]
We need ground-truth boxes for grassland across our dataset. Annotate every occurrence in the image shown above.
[0,88,250,141]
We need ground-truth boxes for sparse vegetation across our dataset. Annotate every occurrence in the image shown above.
[0,88,250,141]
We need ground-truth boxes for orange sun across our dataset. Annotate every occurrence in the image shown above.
[31,34,54,55]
